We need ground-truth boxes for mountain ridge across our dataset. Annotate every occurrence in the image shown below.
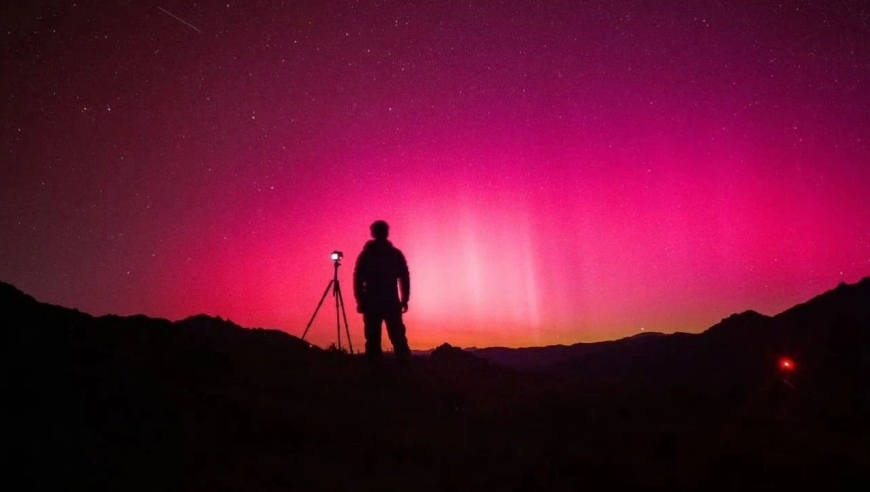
[5,277,870,489]
[4,277,867,352]
[468,277,870,400]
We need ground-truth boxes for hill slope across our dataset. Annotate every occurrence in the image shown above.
[474,279,870,398]
[5,280,870,490]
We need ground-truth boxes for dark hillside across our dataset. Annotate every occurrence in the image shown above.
[5,280,869,490]
[474,279,870,412]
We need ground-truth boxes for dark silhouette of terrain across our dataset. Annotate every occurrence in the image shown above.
[5,279,869,490]
[473,279,870,407]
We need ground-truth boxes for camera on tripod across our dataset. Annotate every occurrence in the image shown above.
[301,249,353,353]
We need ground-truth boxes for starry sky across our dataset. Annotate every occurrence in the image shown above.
[2,0,869,349]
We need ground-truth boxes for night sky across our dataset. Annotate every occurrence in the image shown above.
[2,1,869,349]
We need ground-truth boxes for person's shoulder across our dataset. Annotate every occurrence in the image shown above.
[356,241,376,260]
[391,244,407,260]
[384,240,401,252]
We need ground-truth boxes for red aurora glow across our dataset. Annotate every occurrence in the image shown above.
[1,1,869,348]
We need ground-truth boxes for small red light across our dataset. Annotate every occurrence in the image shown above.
[779,357,796,371]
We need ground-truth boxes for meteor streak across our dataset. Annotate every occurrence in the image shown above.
[157,6,201,33]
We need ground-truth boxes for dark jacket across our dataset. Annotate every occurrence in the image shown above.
[353,239,410,306]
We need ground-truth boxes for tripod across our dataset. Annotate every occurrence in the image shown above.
[301,257,354,354]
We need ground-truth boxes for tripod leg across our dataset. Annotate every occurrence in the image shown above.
[334,281,342,351]
[335,281,354,354]
[301,280,335,341]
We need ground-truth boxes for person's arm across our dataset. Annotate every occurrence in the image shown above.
[398,251,410,310]
[353,253,365,307]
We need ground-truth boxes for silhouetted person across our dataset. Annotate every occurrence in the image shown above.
[353,220,411,361]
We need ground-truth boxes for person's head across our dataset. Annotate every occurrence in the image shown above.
[370,220,389,240]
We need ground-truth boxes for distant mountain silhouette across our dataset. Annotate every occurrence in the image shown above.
[473,278,869,399]
[5,279,869,489]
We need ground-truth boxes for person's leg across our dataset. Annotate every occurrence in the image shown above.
[384,307,410,360]
[363,310,384,359]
